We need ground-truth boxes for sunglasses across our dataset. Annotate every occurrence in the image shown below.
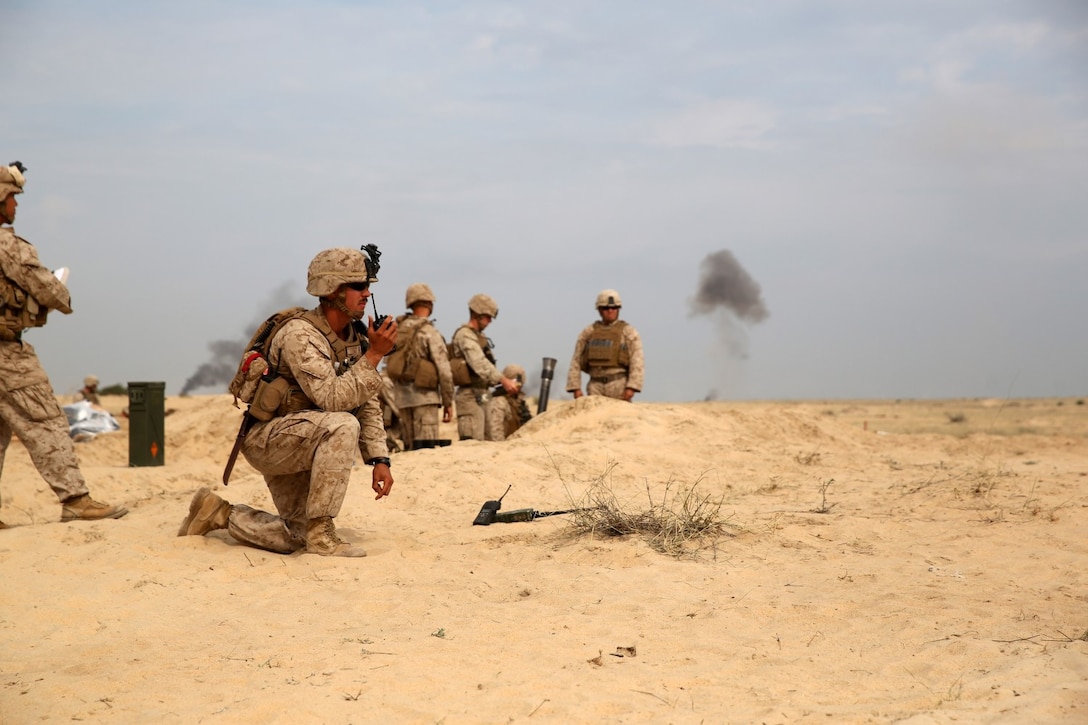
[600,305,619,311]
[346,282,370,292]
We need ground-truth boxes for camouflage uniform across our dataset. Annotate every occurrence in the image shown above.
[378,369,403,452]
[0,227,91,505]
[180,247,391,556]
[391,314,454,450]
[451,324,502,440]
[485,363,529,441]
[566,321,645,399]
[229,316,389,554]
[0,162,126,526]
[77,375,101,405]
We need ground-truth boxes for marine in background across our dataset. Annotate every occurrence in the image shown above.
[566,289,644,402]
[486,364,532,441]
[386,283,454,450]
[0,161,127,527]
[377,369,403,452]
[448,293,520,440]
[178,247,397,557]
[77,374,100,405]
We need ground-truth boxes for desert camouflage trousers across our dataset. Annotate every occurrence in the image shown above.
[234,410,359,554]
[0,341,88,504]
[587,376,629,399]
[454,387,488,441]
[401,403,440,450]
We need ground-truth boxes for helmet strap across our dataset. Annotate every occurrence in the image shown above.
[321,291,366,321]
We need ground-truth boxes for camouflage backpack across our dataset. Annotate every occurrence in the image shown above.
[228,307,308,408]
[384,316,427,384]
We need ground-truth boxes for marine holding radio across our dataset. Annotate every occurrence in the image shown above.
[180,245,397,558]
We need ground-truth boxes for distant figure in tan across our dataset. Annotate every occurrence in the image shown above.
[77,374,101,405]
[566,289,644,402]
[448,294,520,440]
[387,283,455,450]
[0,161,127,527]
[486,364,531,441]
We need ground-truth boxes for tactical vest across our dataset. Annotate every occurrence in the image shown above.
[581,321,630,372]
[449,324,495,387]
[246,308,368,420]
[0,230,49,341]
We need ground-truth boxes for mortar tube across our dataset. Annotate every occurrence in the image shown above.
[537,357,557,414]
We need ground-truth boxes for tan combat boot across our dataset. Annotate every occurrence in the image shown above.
[177,487,232,536]
[61,494,129,522]
[305,517,367,557]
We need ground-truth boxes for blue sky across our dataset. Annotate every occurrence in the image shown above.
[3,1,1086,401]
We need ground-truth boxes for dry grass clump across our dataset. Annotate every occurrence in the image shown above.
[565,465,738,558]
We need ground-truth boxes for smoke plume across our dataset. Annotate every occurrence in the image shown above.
[180,281,309,395]
[690,249,769,323]
[689,249,769,398]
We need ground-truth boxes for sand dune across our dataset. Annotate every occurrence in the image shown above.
[1,394,1085,722]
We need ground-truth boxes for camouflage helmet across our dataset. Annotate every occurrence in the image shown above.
[468,293,499,318]
[306,247,376,297]
[0,162,26,199]
[405,282,435,309]
[502,364,525,386]
[595,289,622,309]
[84,374,99,388]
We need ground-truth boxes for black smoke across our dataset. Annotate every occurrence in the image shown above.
[180,281,309,395]
[689,249,769,394]
[690,249,769,323]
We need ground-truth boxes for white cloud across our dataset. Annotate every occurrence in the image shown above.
[912,21,1054,93]
[962,21,1049,53]
[647,99,777,150]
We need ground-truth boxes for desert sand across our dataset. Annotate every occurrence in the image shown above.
[1,393,1085,723]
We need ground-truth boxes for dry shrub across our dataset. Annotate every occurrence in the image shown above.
[565,465,738,558]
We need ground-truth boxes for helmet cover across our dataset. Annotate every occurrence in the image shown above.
[306,247,375,297]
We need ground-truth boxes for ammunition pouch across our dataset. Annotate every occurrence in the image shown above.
[248,375,291,422]
[450,357,472,386]
[0,317,21,342]
[414,359,439,389]
[385,353,415,384]
[0,274,46,336]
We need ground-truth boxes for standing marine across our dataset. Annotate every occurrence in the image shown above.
[387,283,455,450]
[565,289,644,402]
[0,161,127,527]
[448,293,519,440]
[178,247,397,557]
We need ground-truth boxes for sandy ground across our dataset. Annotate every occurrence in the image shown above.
[1,394,1085,723]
